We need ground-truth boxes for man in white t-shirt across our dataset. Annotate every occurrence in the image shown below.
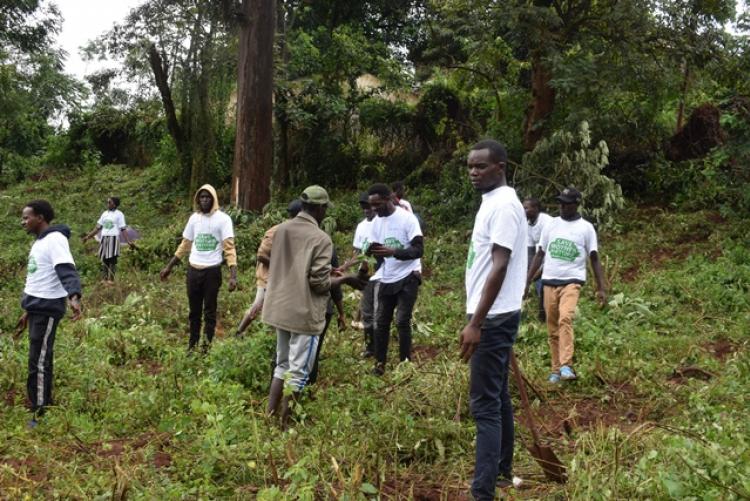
[526,187,607,383]
[460,140,526,500]
[160,184,238,351]
[352,192,377,356]
[391,181,413,213]
[366,183,423,375]
[18,200,82,427]
[523,197,552,321]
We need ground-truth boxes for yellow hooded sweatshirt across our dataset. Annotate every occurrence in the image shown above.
[174,184,237,268]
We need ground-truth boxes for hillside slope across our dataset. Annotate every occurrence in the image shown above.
[0,166,748,499]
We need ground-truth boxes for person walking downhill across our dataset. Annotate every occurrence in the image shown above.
[17,200,82,428]
[459,140,527,500]
[262,186,364,428]
[82,197,134,283]
[366,183,423,375]
[160,185,237,352]
[523,197,552,321]
[526,187,607,383]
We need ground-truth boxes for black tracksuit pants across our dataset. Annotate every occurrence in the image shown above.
[187,265,222,349]
[374,272,421,366]
[27,314,60,414]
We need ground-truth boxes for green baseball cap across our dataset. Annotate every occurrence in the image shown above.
[300,185,332,206]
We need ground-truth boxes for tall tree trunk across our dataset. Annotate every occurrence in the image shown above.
[523,55,555,151]
[676,61,690,132]
[275,0,291,189]
[190,28,216,193]
[148,43,190,177]
[232,0,275,210]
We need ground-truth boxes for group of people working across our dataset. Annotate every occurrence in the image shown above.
[17,138,606,499]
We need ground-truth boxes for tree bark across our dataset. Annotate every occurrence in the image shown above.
[148,43,188,173]
[232,0,275,210]
[676,60,690,133]
[523,55,556,151]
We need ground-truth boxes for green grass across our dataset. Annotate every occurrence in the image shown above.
[0,165,748,499]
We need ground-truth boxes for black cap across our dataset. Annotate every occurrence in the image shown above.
[556,187,582,204]
[358,192,370,204]
[287,199,303,217]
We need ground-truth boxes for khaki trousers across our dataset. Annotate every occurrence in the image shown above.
[543,284,581,372]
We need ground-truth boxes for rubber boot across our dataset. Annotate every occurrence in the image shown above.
[267,378,284,417]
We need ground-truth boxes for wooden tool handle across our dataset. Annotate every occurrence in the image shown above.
[510,349,542,444]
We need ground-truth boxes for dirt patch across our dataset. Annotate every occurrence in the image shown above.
[668,366,715,384]
[706,211,727,225]
[621,265,640,283]
[380,474,466,500]
[4,387,18,406]
[411,345,441,363]
[142,360,163,376]
[516,380,647,440]
[153,451,172,469]
[0,457,48,482]
[75,432,171,468]
[704,339,737,361]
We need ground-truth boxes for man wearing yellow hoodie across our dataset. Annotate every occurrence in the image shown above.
[160,185,238,351]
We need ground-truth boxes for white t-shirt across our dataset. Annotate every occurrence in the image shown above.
[182,210,235,267]
[539,217,598,283]
[397,198,413,213]
[367,207,422,283]
[25,231,75,299]
[353,218,373,252]
[465,186,527,315]
[98,209,127,237]
[527,212,552,249]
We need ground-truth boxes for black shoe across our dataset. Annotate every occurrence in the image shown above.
[361,349,374,358]
[371,364,385,376]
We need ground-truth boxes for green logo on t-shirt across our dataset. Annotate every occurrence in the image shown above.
[195,233,219,252]
[384,237,404,250]
[466,242,476,269]
[548,238,580,262]
[102,219,115,230]
[28,256,38,274]
[361,238,370,254]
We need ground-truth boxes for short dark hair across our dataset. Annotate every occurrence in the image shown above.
[109,197,121,208]
[368,183,391,199]
[25,200,55,223]
[470,139,508,164]
[523,197,541,209]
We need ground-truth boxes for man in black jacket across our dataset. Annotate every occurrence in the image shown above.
[17,200,82,427]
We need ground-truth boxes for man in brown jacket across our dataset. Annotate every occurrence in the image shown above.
[262,185,364,427]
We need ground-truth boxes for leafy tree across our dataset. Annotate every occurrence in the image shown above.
[86,0,237,193]
[0,1,81,183]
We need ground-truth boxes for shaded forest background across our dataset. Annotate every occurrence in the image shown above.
[2,0,750,223]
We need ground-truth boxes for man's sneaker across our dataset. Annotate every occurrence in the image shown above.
[548,372,561,384]
[371,364,385,376]
[497,473,523,489]
[27,419,38,429]
[560,365,577,380]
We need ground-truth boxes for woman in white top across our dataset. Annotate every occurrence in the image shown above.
[82,197,133,283]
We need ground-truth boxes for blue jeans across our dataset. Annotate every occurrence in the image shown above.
[469,310,520,501]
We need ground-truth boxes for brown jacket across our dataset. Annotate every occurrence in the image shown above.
[262,212,333,335]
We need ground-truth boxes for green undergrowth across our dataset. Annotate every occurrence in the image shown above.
[0,165,748,499]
